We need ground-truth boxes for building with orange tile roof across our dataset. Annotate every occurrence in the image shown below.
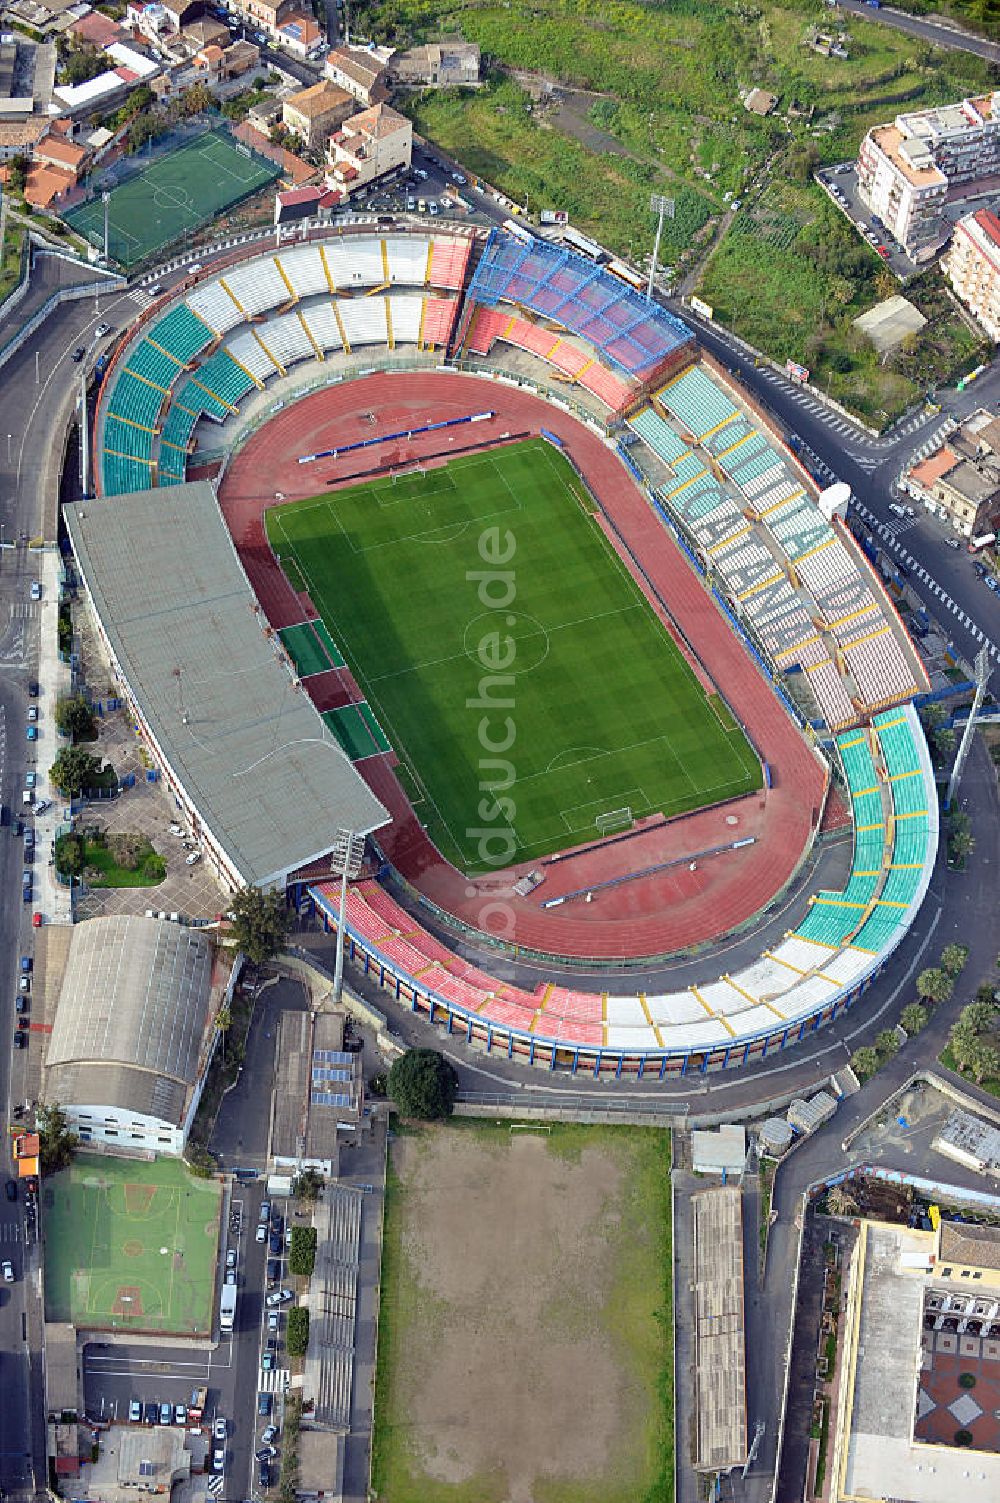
[948,206,1000,341]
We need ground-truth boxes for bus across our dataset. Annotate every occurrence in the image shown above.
[969,532,996,553]
[560,225,607,263]
[220,1283,237,1335]
[605,258,645,292]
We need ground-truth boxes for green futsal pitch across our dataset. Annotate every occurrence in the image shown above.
[266,438,762,873]
[43,1154,222,1335]
[63,129,280,269]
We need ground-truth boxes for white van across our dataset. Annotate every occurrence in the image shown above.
[888,502,907,517]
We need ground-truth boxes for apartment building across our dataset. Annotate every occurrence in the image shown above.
[325,43,392,106]
[948,206,1000,340]
[326,100,410,197]
[902,409,1000,537]
[282,79,353,151]
[857,91,1000,261]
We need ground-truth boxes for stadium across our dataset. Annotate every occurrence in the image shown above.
[70,217,938,1078]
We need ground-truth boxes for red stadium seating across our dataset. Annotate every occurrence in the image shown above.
[428,237,472,291]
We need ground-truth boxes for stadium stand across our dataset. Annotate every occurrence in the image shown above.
[226,328,277,384]
[187,278,244,336]
[307,702,937,1067]
[659,364,737,439]
[420,295,459,348]
[338,297,388,347]
[219,259,291,318]
[466,305,636,413]
[148,304,214,366]
[465,226,692,381]
[275,245,330,299]
[190,351,256,411]
[428,235,471,290]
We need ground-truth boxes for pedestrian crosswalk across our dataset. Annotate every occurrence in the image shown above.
[207,1472,224,1496]
[9,602,37,620]
[257,1368,290,1394]
[851,498,999,661]
[0,1221,22,1243]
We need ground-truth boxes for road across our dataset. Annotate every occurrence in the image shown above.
[839,0,1000,64]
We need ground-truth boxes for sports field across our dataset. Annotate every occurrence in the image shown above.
[372,1122,673,1503]
[43,1153,222,1335]
[266,438,761,872]
[63,129,280,269]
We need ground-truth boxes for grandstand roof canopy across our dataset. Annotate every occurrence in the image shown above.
[691,1185,748,1472]
[45,916,214,1126]
[64,482,389,888]
[467,228,692,378]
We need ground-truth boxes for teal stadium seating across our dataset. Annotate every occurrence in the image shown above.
[149,304,213,365]
[627,407,690,466]
[658,365,737,438]
[191,352,255,410]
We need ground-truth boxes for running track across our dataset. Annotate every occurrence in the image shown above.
[218,372,828,960]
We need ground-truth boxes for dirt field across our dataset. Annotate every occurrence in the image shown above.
[372,1123,672,1503]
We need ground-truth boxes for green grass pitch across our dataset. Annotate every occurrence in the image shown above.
[63,129,280,269]
[43,1154,222,1335]
[266,438,762,872]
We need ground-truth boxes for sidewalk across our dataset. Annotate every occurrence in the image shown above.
[30,546,72,926]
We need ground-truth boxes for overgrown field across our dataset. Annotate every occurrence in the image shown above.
[372,1122,674,1503]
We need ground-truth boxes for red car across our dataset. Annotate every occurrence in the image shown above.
[876,245,890,259]
[31,912,42,928]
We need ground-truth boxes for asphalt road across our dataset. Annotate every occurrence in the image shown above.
[839,0,1000,64]
[212,977,309,1167]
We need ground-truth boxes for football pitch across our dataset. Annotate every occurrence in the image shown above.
[43,1154,222,1335]
[266,438,762,872]
[63,129,280,269]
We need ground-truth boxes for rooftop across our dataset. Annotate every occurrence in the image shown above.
[940,1221,1000,1272]
[45,916,215,1126]
[64,483,388,888]
[340,100,409,141]
[691,1185,747,1471]
[285,80,351,118]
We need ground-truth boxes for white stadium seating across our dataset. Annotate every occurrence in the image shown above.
[338,297,388,347]
[276,245,330,299]
[221,258,290,318]
[226,329,276,383]
[187,278,244,335]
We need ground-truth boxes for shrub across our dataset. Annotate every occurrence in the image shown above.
[958,1372,977,1389]
[286,1305,309,1357]
[288,1225,317,1277]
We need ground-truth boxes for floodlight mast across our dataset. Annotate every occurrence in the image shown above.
[647,194,675,303]
[946,643,991,809]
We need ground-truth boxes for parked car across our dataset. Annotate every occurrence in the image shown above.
[213,1448,225,1471]
[261,1350,275,1371]
[15,997,24,1015]
[213,1417,227,1442]
[27,706,37,723]
[129,1400,142,1423]
[34,799,50,814]
[257,1391,272,1417]
[259,1462,272,1489]
[876,245,890,259]
[269,1232,282,1255]
[13,1031,25,1049]
[225,1248,237,1269]
[4,1180,16,1202]
[71,347,86,363]
[267,1311,279,1333]
[945,538,961,549]
[185,850,201,865]
[256,1446,276,1462]
[259,1200,271,1224]
[144,1402,159,1425]
[267,1258,281,1283]
[26,726,37,741]
[2,1261,14,1282]
[25,772,35,789]
[256,1223,267,1243]
[225,1270,236,1285]
[174,1404,186,1425]
[95,322,112,338]
[20,956,31,973]
[159,1402,172,1425]
[28,681,38,697]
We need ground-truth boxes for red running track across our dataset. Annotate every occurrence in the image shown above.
[219,371,828,960]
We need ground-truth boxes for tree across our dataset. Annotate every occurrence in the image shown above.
[826,1184,858,1217]
[55,694,96,742]
[179,81,215,117]
[215,1002,232,1065]
[50,744,106,797]
[37,1104,78,1174]
[941,944,970,977]
[916,968,954,1006]
[900,1003,929,1037]
[288,1225,317,1276]
[7,154,29,194]
[229,885,288,964]
[850,1045,879,1082]
[291,1167,323,1204]
[286,1305,309,1356]
[875,1028,900,1059]
[388,1048,458,1119]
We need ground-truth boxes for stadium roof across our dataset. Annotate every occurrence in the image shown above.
[466,227,692,378]
[64,483,389,888]
[45,916,214,1127]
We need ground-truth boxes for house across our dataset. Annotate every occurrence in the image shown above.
[232,0,298,39]
[282,80,353,151]
[221,38,260,78]
[67,10,128,47]
[194,43,226,78]
[0,119,48,161]
[276,11,322,58]
[326,100,411,197]
[902,410,1000,537]
[183,15,231,50]
[158,0,201,29]
[948,207,1000,341]
[324,43,392,107]
[35,129,88,181]
[125,2,174,42]
[743,87,777,116]
[247,94,283,135]
[388,41,480,89]
[274,182,340,224]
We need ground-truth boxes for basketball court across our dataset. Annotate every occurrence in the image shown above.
[43,1153,222,1335]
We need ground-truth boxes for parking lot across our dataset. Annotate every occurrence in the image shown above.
[815,162,917,279]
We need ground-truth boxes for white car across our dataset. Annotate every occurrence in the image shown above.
[169,823,185,837]
[2,1261,13,1282]
[185,850,201,865]
[256,1224,267,1243]
[213,1417,227,1443]
[33,799,50,815]
[212,1448,225,1472]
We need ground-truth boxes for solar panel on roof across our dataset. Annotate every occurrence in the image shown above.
[312,1049,353,1065]
[311,1091,352,1108]
[312,1066,352,1083]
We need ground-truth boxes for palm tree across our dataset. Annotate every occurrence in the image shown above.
[916,968,954,1006]
[900,1004,929,1037]
[827,1185,858,1217]
[940,944,969,977]
[850,1045,879,1081]
[875,1028,900,1059]
[216,1002,232,1065]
